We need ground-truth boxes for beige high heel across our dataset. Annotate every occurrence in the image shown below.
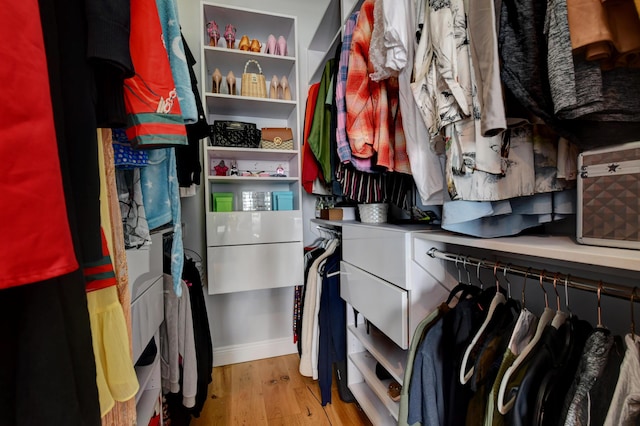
[280,75,292,100]
[212,68,222,93]
[269,75,279,99]
[227,71,236,95]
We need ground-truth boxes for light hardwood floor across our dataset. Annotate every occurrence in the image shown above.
[191,353,373,426]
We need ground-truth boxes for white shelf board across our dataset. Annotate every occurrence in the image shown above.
[134,352,160,404]
[350,351,400,420]
[349,382,397,426]
[414,230,640,272]
[308,0,341,51]
[206,146,298,161]
[203,46,296,82]
[205,93,296,119]
[206,175,299,183]
[308,29,341,84]
[136,388,160,426]
[348,324,406,384]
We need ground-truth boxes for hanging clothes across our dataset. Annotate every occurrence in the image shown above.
[308,60,337,183]
[155,0,198,124]
[124,0,188,148]
[299,239,339,378]
[160,274,197,408]
[0,0,78,289]
[335,11,374,173]
[603,334,640,425]
[397,0,446,205]
[302,83,325,193]
[346,0,408,173]
[176,34,207,192]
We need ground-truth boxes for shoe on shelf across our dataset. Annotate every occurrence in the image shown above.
[227,71,236,95]
[276,35,287,56]
[388,381,401,402]
[238,35,250,51]
[207,21,220,47]
[280,75,292,100]
[250,39,262,53]
[212,68,222,93]
[269,75,279,99]
[224,24,236,48]
[265,34,277,54]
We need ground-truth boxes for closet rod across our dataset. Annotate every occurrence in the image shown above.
[427,248,636,303]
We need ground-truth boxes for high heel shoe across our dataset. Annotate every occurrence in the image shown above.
[276,35,288,56]
[207,21,220,47]
[265,34,277,54]
[269,75,279,99]
[212,68,222,93]
[280,75,292,100]
[224,24,236,48]
[238,35,250,51]
[250,39,262,53]
[227,71,236,95]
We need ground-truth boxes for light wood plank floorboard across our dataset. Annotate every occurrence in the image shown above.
[192,354,373,426]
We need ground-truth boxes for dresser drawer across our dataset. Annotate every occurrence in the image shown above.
[340,261,408,349]
[342,225,408,288]
[206,210,302,246]
[131,276,164,362]
[207,242,303,294]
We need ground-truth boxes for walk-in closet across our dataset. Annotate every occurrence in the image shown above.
[3,0,640,424]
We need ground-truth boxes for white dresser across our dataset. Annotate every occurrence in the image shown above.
[338,222,451,425]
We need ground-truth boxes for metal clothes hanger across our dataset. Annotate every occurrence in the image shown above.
[564,274,573,317]
[597,281,604,328]
[497,269,555,415]
[459,260,506,384]
[551,272,568,328]
[630,287,638,338]
[503,263,512,300]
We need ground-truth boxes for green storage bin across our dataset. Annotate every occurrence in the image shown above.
[213,192,234,212]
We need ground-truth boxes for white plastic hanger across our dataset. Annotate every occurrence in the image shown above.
[459,261,506,384]
[497,270,554,415]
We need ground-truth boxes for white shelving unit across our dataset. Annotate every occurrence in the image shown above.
[307,0,364,84]
[200,2,303,297]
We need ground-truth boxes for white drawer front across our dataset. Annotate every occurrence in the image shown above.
[206,210,302,246]
[340,261,408,349]
[207,242,303,294]
[342,225,407,288]
[131,277,164,362]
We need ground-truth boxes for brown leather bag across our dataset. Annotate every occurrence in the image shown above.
[260,127,294,150]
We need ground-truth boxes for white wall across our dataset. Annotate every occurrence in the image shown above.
[177,0,330,363]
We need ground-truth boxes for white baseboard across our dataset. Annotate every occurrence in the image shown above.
[212,337,298,367]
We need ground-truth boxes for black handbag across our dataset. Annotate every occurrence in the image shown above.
[210,121,261,148]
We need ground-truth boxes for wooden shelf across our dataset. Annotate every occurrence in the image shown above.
[414,230,640,272]
[348,324,406,385]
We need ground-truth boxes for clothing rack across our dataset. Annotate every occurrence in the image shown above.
[316,225,342,238]
[427,247,638,303]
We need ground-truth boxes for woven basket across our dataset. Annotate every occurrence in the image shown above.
[241,59,267,98]
[358,203,388,224]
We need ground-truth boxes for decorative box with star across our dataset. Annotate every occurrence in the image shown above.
[577,141,640,250]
